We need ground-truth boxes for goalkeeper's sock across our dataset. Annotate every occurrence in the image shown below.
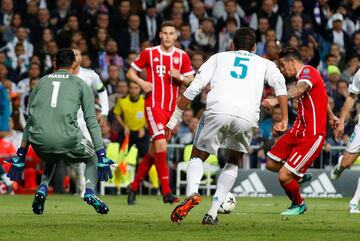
[350,177,360,205]
[208,163,238,218]
[154,152,171,195]
[1,173,13,186]
[85,156,97,191]
[131,153,154,191]
[186,157,204,196]
[281,178,303,205]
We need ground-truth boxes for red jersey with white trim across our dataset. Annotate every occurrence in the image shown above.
[289,65,328,137]
[131,46,194,111]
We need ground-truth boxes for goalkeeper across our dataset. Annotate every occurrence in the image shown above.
[5,48,114,215]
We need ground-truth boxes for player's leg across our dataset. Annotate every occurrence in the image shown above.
[78,162,86,198]
[349,176,360,213]
[280,135,325,215]
[32,160,57,215]
[82,155,109,214]
[128,142,154,205]
[332,126,360,180]
[205,150,243,225]
[0,164,13,194]
[171,113,219,222]
[153,137,180,203]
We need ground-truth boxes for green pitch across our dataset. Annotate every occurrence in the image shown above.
[0,195,358,241]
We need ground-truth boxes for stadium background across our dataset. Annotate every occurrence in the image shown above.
[0,0,359,196]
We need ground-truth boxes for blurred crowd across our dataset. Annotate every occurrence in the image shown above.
[0,0,360,194]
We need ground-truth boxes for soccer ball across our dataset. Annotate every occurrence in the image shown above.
[218,192,236,214]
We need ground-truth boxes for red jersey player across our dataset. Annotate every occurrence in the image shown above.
[262,47,338,215]
[126,21,195,204]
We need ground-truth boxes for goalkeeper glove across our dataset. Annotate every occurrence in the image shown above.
[96,149,114,182]
[6,147,27,181]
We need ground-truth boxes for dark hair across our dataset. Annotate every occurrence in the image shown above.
[233,27,256,51]
[160,21,176,31]
[278,47,303,62]
[55,48,75,68]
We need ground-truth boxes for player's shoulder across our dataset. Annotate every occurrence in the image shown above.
[143,46,158,53]
[174,47,188,55]
[79,67,100,78]
[299,65,318,76]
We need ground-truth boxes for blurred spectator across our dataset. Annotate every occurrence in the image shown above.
[110,0,130,31]
[141,1,162,43]
[50,0,72,31]
[6,26,33,70]
[326,13,351,54]
[17,62,41,95]
[194,18,217,53]
[3,13,22,42]
[190,51,204,72]
[0,0,14,31]
[212,0,245,20]
[91,28,109,54]
[179,23,196,53]
[105,64,121,95]
[250,0,283,40]
[216,0,244,32]
[327,3,356,36]
[117,14,146,58]
[312,0,332,37]
[57,15,80,48]
[326,65,341,97]
[98,39,124,80]
[341,54,360,83]
[334,79,349,113]
[20,77,39,120]
[0,80,11,135]
[259,105,283,140]
[348,31,360,56]
[29,8,54,44]
[78,0,102,38]
[218,17,237,52]
[189,1,207,33]
[108,80,128,110]
[178,108,194,138]
[255,16,270,48]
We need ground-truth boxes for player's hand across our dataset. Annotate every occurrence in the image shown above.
[138,128,145,138]
[169,68,181,80]
[123,126,130,136]
[165,127,172,142]
[262,98,279,109]
[273,120,288,137]
[98,115,107,127]
[139,80,153,93]
[96,149,114,182]
[5,147,27,181]
[334,122,345,141]
[328,115,340,129]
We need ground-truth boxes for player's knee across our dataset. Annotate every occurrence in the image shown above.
[265,159,279,172]
[278,168,292,184]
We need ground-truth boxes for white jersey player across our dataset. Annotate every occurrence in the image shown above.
[73,49,109,197]
[331,68,360,213]
[166,27,288,225]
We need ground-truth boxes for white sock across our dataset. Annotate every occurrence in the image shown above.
[186,157,204,196]
[350,177,360,206]
[1,174,12,186]
[207,163,238,218]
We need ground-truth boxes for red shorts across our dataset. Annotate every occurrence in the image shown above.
[144,106,172,140]
[267,132,325,177]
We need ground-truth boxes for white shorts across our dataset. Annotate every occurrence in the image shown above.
[193,111,256,155]
[77,108,93,143]
[346,123,360,154]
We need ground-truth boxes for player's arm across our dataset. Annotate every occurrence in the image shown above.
[287,81,310,100]
[169,69,194,87]
[334,92,357,140]
[91,71,109,122]
[81,82,104,151]
[165,54,216,141]
[262,61,288,135]
[113,101,129,135]
[126,50,152,93]
[327,104,339,130]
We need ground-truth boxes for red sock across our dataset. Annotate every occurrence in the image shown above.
[131,153,154,191]
[281,179,303,205]
[154,152,171,195]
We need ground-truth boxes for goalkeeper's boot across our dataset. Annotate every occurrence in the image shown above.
[127,186,137,205]
[348,203,360,214]
[163,192,180,204]
[84,188,109,214]
[202,214,218,225]
[280,202,307,216]
[32,184,48,215]
[170,193,201,223]
[298,173,312,186]
[330,155,344,180]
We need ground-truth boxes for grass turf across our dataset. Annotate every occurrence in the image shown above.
[0,195,358,241]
